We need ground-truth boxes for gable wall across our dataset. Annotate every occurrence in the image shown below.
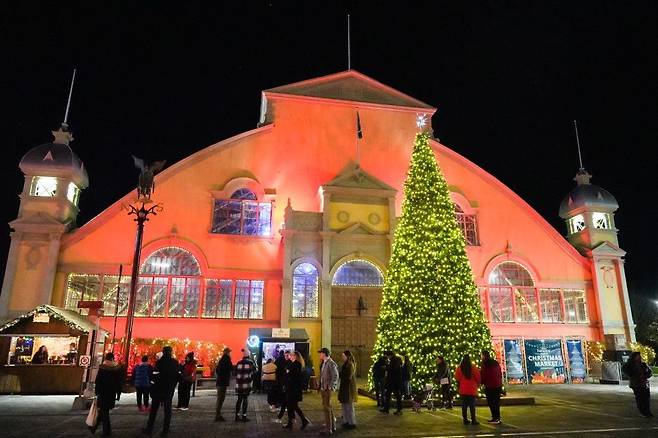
[51,93,598,349]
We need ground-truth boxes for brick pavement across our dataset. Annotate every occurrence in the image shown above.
[0,384,657,437]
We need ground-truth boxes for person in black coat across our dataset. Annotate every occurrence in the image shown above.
[381,351,403,415]
[144,346,180,437]
[275,350,291,421]
[91,352,122,436]
[372,356,387,407]
[215,348,233,422]
[283,351,310,430]
[622,351,654,418]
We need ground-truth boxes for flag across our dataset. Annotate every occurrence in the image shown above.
[356,111,363,139]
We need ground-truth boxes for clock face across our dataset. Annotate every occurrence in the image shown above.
[32,176,57,197]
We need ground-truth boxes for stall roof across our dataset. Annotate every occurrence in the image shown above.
[0,305,109,336]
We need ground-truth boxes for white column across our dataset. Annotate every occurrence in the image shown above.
[38,235,62,306]
[320,235,332,349]
[615,259,636,343]
[280,231,292,328]
[0,232,22,317]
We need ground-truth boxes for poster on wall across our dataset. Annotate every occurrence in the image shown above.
[566,339,587,383]
[503,339,525,384]
[524,339,566,384]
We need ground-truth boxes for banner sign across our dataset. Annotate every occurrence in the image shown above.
[524,339,566,384]
[271,328,290,338]
[566,339,587,383]
[504,339,525,384]
[33,313,50,323]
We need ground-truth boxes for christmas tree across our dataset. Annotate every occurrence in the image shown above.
[371,131,492,390]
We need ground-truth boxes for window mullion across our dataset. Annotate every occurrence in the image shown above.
[559,289,567,324]
[240,201,245,235]
[535,287,542,323]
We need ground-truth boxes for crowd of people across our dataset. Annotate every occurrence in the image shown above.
[87,346,654,436]
[373,350,504,425]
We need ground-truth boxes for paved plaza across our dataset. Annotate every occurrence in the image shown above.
[0,384,657,437]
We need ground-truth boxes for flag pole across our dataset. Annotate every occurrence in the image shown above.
[356,110,361,168]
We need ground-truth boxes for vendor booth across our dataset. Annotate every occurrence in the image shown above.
[0,305,107,394]
[248,327,311,366]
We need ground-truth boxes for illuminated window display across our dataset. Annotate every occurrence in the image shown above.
[212,189,272,236]
[6,335,79,365]
[292,263,319,318]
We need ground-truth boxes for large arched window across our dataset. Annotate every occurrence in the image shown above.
[454,204,479,246]
[332,259,384,287]
[487,261,537,323]
[292,263,319,318]
[137,247,201,318]
[212,188,272,236]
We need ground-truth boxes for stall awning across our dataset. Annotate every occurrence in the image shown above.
[0,305,109,336]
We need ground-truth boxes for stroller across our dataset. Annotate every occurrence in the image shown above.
[412,383,438,412]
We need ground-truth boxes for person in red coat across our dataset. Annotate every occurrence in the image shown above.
[480,350,503,424]
[455,354,480,425]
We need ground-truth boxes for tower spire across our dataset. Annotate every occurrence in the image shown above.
[573,120,584,171]
[63,68,77,129]
[572,120,590,185]
[52,69,76,145]
[347,14,352,70]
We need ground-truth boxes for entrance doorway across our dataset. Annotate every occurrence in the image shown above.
[330,259,384,378]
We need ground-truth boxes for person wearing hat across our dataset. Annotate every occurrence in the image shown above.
[215,347,233,422]
[318,347,339,435]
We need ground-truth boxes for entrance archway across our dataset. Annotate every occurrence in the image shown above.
[330,259,384,377]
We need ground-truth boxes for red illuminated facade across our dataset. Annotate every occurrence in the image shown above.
[1,70,636,365]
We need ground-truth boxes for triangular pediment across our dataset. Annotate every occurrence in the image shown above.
[324,164,396,192]
[337,222,381,235]
[265,70,434,110]
[590,241,626,257]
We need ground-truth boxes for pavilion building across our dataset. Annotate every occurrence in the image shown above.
[0,70,636,378]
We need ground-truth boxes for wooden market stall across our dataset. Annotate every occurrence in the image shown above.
[0,304,107,394]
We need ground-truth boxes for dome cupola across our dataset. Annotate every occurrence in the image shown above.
[559,169,618,219]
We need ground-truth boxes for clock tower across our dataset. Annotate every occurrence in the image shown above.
[0,123,88,318]
[559,168,635,345]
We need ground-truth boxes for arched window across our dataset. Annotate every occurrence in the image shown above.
[137,247,201,318]
[212,188,272,236]
[454,204,479,246]
[292,263,319,318]
[487,261,537,323]
[332,260,384,287]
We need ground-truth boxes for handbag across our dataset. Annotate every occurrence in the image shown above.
[440,377,449,385]
[85,399,98,427]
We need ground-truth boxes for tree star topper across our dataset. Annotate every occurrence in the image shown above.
[416,113,428,130]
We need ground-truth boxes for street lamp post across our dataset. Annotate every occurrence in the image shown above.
[122,201,161,365]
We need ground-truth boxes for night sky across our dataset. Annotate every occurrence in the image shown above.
[1,2,656,302]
